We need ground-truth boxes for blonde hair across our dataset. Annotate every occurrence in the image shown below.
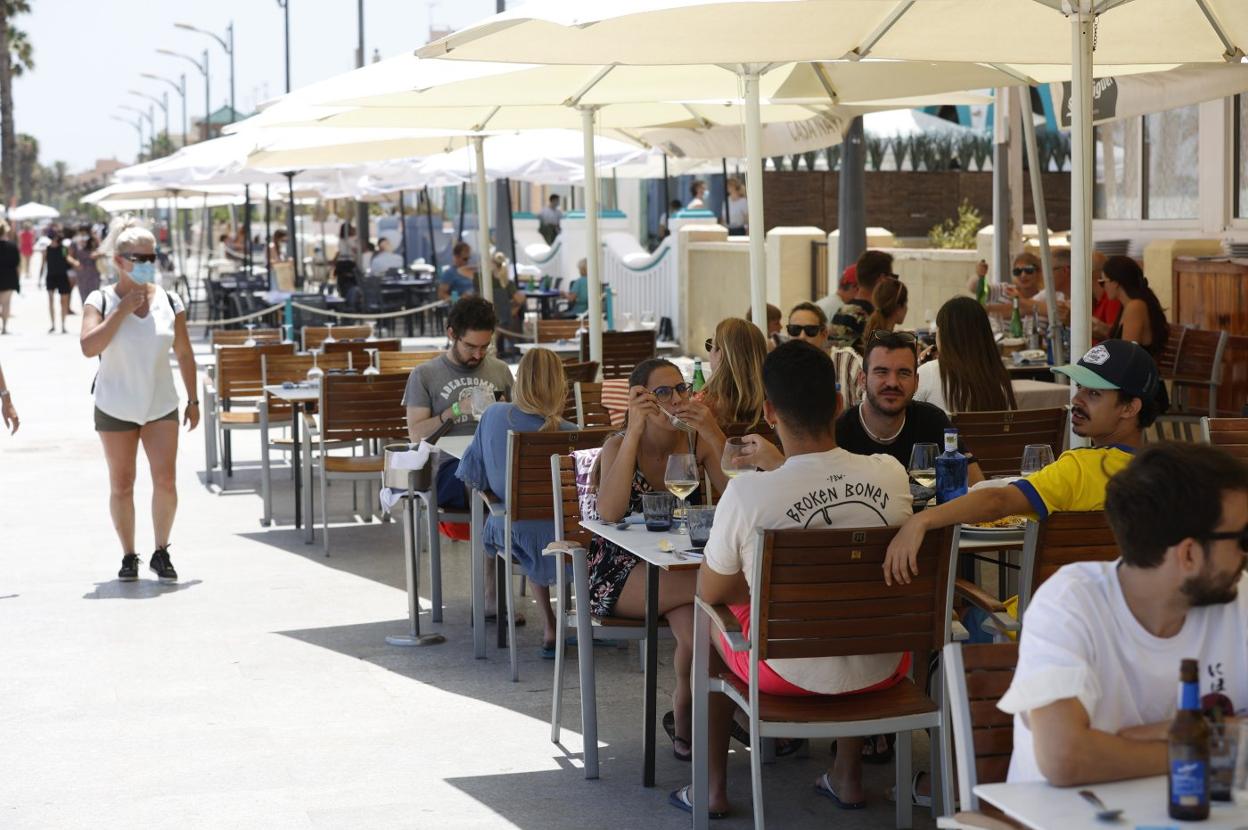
[492,251,512,288]
[702,317,767,426]
[102,215,155,256]
[512,347,567,431]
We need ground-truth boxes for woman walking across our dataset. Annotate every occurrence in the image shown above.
[41,228,77,333]
[0,221,20,334]
[81,217,198,582]
[70,225,103,309]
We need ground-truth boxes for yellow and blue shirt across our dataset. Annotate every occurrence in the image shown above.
[1011,444,1136,519]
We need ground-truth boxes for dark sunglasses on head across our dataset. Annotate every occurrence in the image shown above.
[704,338,716,352]
[787,324,823,338]
[1202,525,1248,553]
[1012,266,1038,276]
[122,253,157,263]
[871,329,918,344]
[651,382,692,401]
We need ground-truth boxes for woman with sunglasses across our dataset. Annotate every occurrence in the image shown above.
[699,318,767,427]
[590,358,729,762]
[788,301,865,407]
[81,217,198,583]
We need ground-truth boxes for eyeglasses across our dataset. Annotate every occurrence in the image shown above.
[1201,525,1248,553]
[704,338,716,352]
[1097,278,1108,285]
[1012,266,1038,276]
[650,382,693,401]
[455,338,493,356]
[787,324,823,338]
[871,329,918,344]
[121,253,157,263]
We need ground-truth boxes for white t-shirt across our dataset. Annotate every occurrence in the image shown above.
[86,285,185,424]
[999,562,1248,783]
[703,448,914,694]
[914,360,948,413]
[727,195,749,229]
[368,250,404,275]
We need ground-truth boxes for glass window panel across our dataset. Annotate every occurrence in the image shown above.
[1145,104,1198,220]
[1094,119,1141,220]
[1236,96,1248,218]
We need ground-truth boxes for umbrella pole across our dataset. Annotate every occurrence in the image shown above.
[1070,4,1094,374]
[457,182,466,243]
[721,157,729,226]
[742,70,767,338]
[581,107,604,366]
[838,117,866,279]
[661,153,670,238]
[169,190,181,278]
[1020,91,1063,366]
[243,184,252,274]
[264,184,272,281]
[505,178,518,277]
[472,136,490,297]
[285,172,299,288]
[424,185,439,273]
[399,190,408,271]
[992,88,1012,294]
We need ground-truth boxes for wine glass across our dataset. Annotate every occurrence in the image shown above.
[664,453,700,534]
[306,348,324,381]
[365,324,378,342]
[721,437,751,480]
[243,323,258,347]
[640,310,657,330]
[1021,444,1055,476]
[323,321,336,343]
[908,442,939,502]
[362,348,380,376]
[621,311,635,331]
[469,386,493,419]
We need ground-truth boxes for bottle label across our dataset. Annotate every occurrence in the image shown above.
[944,430,958,453]
[1179,681,1200,711]
[1171,759,1208,806]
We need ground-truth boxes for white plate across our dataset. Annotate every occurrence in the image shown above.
[961,525,1025,541]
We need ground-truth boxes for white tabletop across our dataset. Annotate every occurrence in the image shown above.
[263,382,320,403]
[580,518,703,571]
[517,338,681,354]
[976,776,1248,830]
[433,434,472,460]
[1013,379,1070,411]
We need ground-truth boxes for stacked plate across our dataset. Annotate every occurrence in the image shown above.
[1094,239,1131,256]
[1226,242,1248,258]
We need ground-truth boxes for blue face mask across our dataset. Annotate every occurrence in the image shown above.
[129,261,156,284]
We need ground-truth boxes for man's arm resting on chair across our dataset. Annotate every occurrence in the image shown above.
[1027,698,1167,787]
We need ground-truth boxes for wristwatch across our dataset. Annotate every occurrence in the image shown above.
[0,389,9,399]
[187,399,199,406]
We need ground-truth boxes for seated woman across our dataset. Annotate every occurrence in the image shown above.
[455,347,573,655]
[916,296,1017,414]
[1102,255,1170,413]
[697,317,767,428]
[592,358,729,761]
[862,277,908,346]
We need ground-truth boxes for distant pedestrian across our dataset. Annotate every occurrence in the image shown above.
[538,194,562,244]
[725,177,748,236]
[17,221,33,280]
[70,225,102,307]
[41,228,77,334]
[81,217,198,583]
[0,221,20,335]
[0,359,18,434]
[687,179,707,210]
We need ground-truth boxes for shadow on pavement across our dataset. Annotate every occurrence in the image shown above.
[82,578,203,599]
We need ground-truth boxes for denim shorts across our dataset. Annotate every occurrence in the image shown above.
[94,406,178,432]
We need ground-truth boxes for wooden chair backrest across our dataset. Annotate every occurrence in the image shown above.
[1156,325,1185,380]
[574,382,615,428]
[302,325,375,351]
[947,642,1018,797]
[952,407,1067,478]
[1172,328,1229,417]
[1018,511,1117,617]
[378,350,441,374]
[319,373,410,445]
[563,360,599,384]
[551,453,594,551]
[322,338,401,367]
[755,526,954,662]
[724,420,781,448]
[537,318,581,343]
[261,353,351,386]
[216,342,296,403]
[507,429,613,522]
[211,328,282,346]
[581,329,656,380]
[1204,417,1248,459]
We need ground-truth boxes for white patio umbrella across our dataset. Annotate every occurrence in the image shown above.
[10,202,59,221]
[419,0,1248,390]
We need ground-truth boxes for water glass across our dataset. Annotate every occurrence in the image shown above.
[908,442,939,502]
[640,310,657,330]
[721,437,752,479]
[1212,719,1239,802]
[686,505,716,549]
[1020,444,1055,476]
[468,386,494,419]
[641,492,675,532]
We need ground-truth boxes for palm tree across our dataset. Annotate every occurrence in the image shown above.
[0,0,33,205]
[14,131,34,201]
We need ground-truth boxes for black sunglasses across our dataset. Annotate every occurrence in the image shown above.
[121,253,157,263]
[651,382,692,401]
[787,324,823,338]
[1012,266,1038,276]
[1202,525,1248,553]
[704,337,715,352]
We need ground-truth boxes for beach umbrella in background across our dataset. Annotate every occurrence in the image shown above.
[10,202,59,221]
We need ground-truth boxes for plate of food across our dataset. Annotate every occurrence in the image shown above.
[961,515,1027,539]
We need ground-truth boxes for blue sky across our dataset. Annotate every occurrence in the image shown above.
[13,0,495,172]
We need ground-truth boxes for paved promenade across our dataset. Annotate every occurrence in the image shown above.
[0,282,937,829]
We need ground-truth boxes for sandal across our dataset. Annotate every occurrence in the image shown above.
[668,785,728,820]
[662,711,692,762]
[540,636,577,660]
[885,771,932,809]
[728,718,806,757]
[830,734,895,764]
[814,772,867,810]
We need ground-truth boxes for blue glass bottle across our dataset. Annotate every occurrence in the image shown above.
[935,428,968,504]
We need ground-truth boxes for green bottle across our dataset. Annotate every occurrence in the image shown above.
[692,358,706,392]
[1009,297,1024,338]
[977,275,991,306]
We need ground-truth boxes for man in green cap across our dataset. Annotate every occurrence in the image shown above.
[882,339,1161,586]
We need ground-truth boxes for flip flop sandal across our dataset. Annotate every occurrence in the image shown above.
[540,637,577,659]
[814,772,868,810]
[668,785,728,820]
[729,720,805,757]
[662,711,692,763]
[885,772,933,809]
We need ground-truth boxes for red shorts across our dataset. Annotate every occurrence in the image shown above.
[721,603,912,697]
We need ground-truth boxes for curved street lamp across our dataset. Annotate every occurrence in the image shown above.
[110,115,144,159]
[141,73,187,148]
[175,21,234,123]
[128,89,169,145]
[156,48,210,141]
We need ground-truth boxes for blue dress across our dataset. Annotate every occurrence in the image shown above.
[454,403,576,586]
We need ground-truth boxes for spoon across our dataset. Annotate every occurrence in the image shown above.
[1078,790,1123,822]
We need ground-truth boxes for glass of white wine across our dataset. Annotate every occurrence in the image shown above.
[908,442,938,503]
[721,437,751,480]
[664,453,700,534]
[323,321,336,344]
[243,323,258,347]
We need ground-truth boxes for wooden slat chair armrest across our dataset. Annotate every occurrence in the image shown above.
[474,487,506,518]
[955,578,1019,636]
[694,595,749,652]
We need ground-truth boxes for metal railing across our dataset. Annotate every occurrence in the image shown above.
[601,232,678,327]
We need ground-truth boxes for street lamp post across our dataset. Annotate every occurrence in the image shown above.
[175,20,234,123]
[128,89,169,146]
[120,104,155,152]
[276,1,291,93]
[110,115,143,159]
[141,72,187,147]
[157,48,209,141]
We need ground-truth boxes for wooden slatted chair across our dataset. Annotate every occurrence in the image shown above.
[581,329,656,380]
[544,450,675,780]
[562,360,598,384]
[1203,417,1248,460]
[322,337,401,369]
[1156,325,1184,381]
[302,324,374,351]
[207,342,295,485]
[536,318,582,343]
[257,352,350,526]
[377,350,441,374]
[951,408,1067,478]
[1156,328,1229,441]
[943,642,1020,819]
[303,372,410,554]
[573,381,615,428]
[691,525,958,828]
[210,328,282,346]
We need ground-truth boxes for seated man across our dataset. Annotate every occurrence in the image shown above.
[367,236,405,276]
[561,257,589,318]
[670,340,915,819]
[1000,442,1248,785]
[836,331,984,484]
[437,241,478,300]
[403,296,514,511]
[884,339,1160,585]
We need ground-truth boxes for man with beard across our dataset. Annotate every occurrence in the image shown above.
[998,442,1248,785]
[404,296,513,510]
[836,330,984,482]
[883,339,1159,586]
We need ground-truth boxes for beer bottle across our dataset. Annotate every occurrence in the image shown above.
[1168,658,1211,821]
